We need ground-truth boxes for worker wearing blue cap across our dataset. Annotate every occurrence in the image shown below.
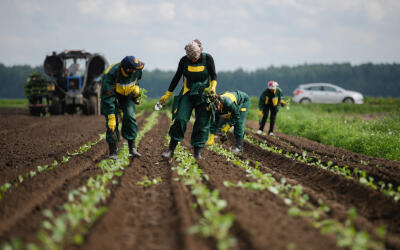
[101,56,145,159]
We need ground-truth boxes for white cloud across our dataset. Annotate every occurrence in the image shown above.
[77,0,175,24]
[329,27,378,46]
[266,0,319,15]
[217,37,260,56]
[179,3,211,20]
[143,38,180,54]
[266,36,322,56]
[0,35,41,50]
[14,0,41,14]
[295,17,318,29]
[365,1,384,23]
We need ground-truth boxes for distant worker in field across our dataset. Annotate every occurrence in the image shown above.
[68,59,81,76]
[206,90,250,154]
[101,56,145,159]
[257,80,286,135]
[24,71,51,116]
[159,39,218,160]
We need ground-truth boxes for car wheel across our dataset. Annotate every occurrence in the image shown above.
[300,98,311,104]
[343,97,354,104]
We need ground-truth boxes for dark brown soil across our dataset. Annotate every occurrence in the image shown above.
[0,108,399,250]
[0,111,148,245]
[182,126,342,250]
[80,114,210,250]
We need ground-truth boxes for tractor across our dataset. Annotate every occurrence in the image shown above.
[43,49,108,115]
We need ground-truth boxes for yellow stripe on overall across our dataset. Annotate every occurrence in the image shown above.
[221,92,237,104]
[115,79,138,96]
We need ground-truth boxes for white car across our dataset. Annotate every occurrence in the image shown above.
[292,83,364,104]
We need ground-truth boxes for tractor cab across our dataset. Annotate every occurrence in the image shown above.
[43,49,108,115]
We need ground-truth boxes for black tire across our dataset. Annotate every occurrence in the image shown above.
[83,95,98,115]
[343,97,354,104]
[65,105,76,114]
[49,96,63,115]
[299,98,311,104]
[41,106,47,116]
[29,107,42,116]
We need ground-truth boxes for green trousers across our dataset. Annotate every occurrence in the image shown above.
[105,95,137,144]
[233,100,250,139]
[210,116,228,134]
[211,100,250,139]
[169,94,211,148]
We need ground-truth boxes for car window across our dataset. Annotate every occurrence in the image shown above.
[307,86,323,91]
[324,86,336,92]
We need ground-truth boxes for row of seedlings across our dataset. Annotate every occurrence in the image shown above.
[169,136,236,250]
[244,131,400,202]
[1,111,157,250]
[0,111,144,201]
[207,143,386,250]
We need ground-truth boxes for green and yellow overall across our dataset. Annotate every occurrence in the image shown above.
[169,53,217,148]
[258,87,284,133]
[101,63,142,145]
[212,90,250,140]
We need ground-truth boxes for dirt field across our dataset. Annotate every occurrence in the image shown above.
[0,108,399,250]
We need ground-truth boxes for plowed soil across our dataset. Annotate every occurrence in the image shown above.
[0,108,399,250]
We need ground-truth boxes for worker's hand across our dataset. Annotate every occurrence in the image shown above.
[132,85,140,97]
[280,100,287,107]
[107,114,116,132]
[159,91,172,104]
[206,134,215,146]
[208,80,217,95]
[221,124,231,134]
[258,110,263,117]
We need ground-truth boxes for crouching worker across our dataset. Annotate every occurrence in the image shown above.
[159,39,218,160]
[101,56,144,159]
[257,80,286,135]
[206,90,250,154]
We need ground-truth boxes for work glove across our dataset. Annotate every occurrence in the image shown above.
[159,91,172,104]
[208,80,217,95]
[132,85,140,97]
[258,110,263,117]
[107,114,116,132]
[221,124,231,134]
[206,134,215,146]
[280,100,287,107]
[132,85,141,104]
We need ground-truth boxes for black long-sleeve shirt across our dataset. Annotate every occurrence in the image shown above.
[167,53,217,92]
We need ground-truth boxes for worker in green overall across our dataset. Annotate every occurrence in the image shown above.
[159,39,218,160]
[206,90,250,154]
[101,56,144,159]
[257,80,286,135]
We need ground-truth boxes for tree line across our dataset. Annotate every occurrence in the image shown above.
[1,62,399,99]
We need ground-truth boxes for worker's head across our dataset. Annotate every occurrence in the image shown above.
[185,39,202,62]
[213,95,228,114]
[267,80,278,91]
[120,56,144,76]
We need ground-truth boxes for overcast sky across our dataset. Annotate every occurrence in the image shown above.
[1,0,399,71]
